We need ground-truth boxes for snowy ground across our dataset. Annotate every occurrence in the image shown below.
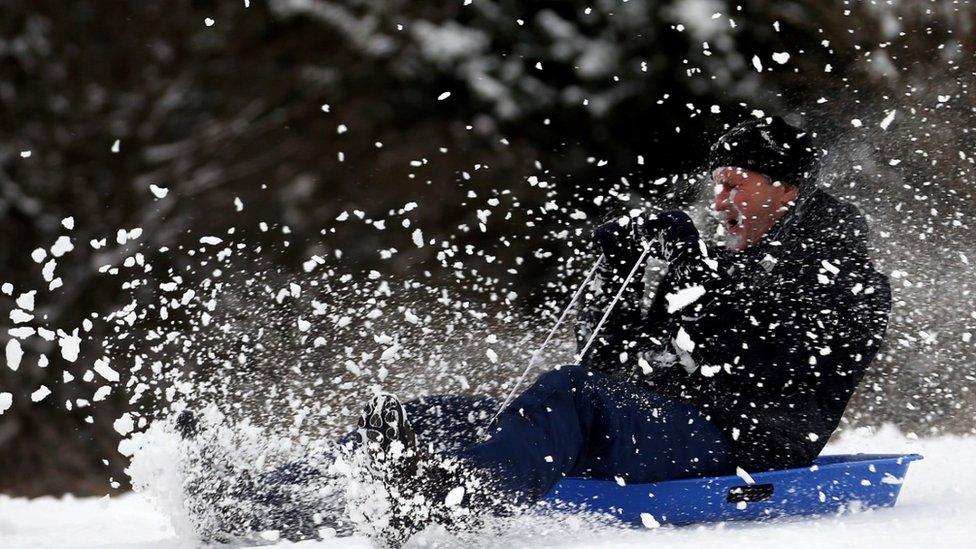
[1,426,973,549]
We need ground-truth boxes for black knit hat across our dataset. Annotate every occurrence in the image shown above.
[708,116,818,188]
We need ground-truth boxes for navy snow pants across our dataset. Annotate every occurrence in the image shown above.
[450,366,734,503]
[253,366,734,535]
[398,366,733,504]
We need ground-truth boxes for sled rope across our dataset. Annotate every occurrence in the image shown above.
[485,242,652,435]
[575,241,653,364]
[484,255,604,433]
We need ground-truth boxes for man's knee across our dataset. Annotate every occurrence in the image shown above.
[536,365,594,392]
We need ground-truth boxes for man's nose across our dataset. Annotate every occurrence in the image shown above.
[714,188,729,211]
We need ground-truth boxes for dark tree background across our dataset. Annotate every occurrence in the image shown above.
[1,0,974,495]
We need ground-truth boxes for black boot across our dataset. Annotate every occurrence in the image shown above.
[357,393,509,546]
[175,410,346,542]
[175,411,263,542]
[358,391,421,484]
[175,410,199,440]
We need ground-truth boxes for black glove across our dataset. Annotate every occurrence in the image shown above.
[593,216,641,266]
[593,210,700,266]
[632,210,700,261]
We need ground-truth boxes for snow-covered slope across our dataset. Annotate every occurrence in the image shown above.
[1,426,972,549]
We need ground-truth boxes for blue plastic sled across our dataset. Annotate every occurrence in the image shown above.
[546,453,922,526]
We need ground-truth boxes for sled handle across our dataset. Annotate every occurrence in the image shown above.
[483,255,606,435]
[574,241,653,364]
[726,483,775,503]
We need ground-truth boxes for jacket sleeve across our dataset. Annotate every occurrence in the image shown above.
[574,255,646,372]
[574,209,714,375]
[575,237,722,376]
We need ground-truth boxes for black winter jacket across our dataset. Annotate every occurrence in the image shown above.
[576,189,892,471]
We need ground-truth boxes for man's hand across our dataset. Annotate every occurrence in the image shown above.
[593,216,642,266]
[593,210,700,265]
[633,210,700,261]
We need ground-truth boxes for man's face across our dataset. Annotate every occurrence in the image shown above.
[712,166,799,251]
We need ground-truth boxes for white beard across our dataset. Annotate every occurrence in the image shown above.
[724,233,745,251]
[718,189,746,251]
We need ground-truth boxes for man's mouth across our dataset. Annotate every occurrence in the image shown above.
[725,216,741,232]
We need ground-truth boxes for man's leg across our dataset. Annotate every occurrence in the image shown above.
[174,395,500,542]
[404,394,497,453]
[456,365,733,504]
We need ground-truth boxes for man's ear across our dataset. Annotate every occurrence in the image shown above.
[782,183,800,205]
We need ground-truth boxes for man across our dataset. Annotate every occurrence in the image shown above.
[578,116,892,473]
[353,115,891,544]
[179,116,891,545]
